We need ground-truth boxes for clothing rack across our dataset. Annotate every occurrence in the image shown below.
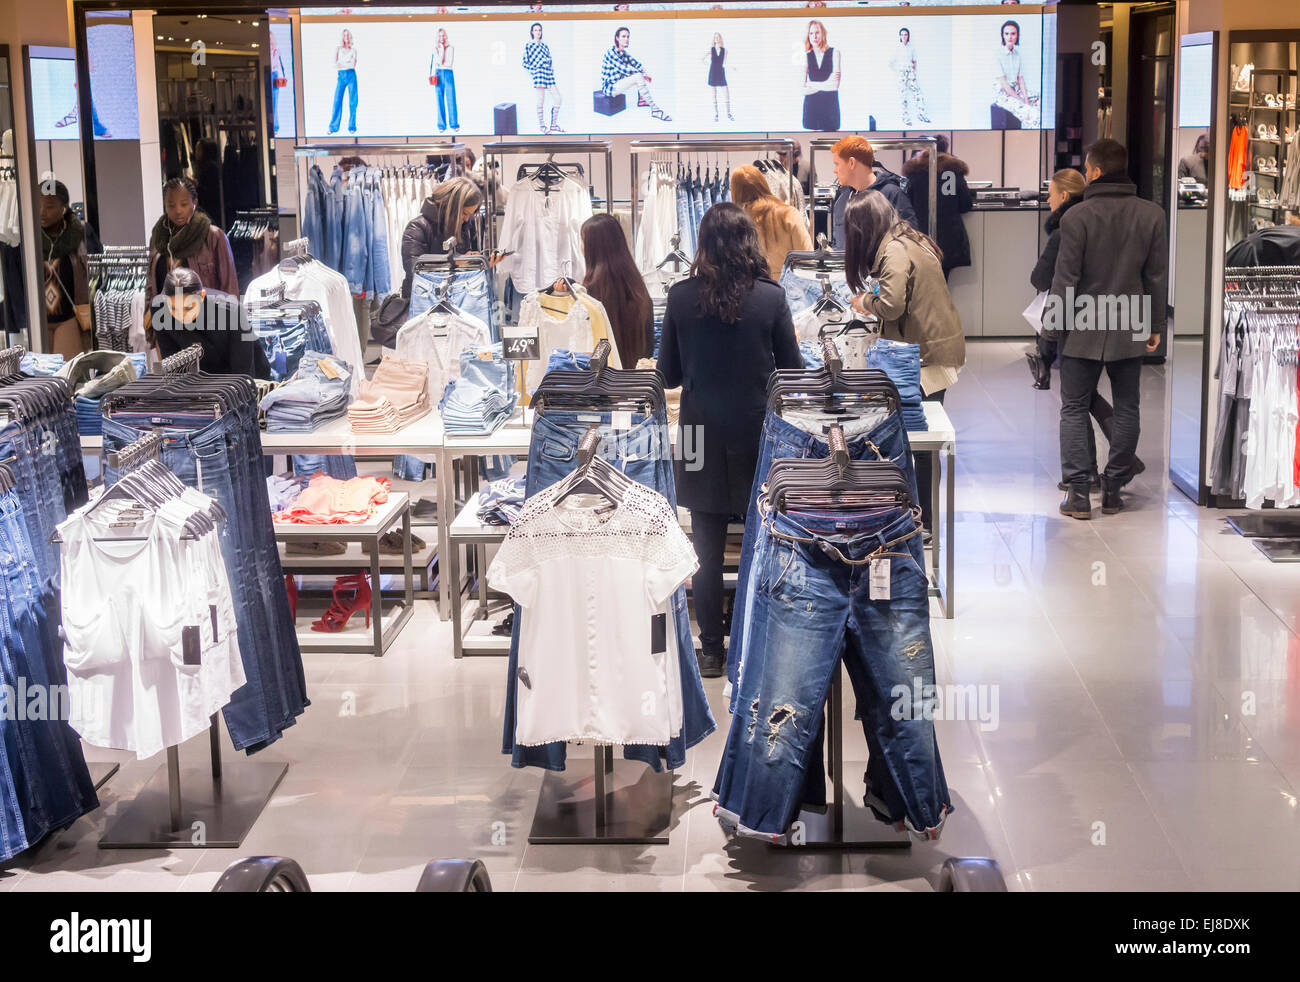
[91,393,289,848]
[482,141,614,254]
[527,421,674,846]
[0,344,23,377]
[160,343,203,376]
[807,137,938,242]
[628,138,795,239]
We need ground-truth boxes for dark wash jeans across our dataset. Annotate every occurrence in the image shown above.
[101,403,308,755]
[727,407,920,706]
[1059,355,1142,489]
[712,502,951,842]
[0,488,98,858]
[502,408,716,772]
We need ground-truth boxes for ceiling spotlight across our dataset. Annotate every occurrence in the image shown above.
[251,42,260,48]
[184,38,190,42]
[156,34,163,39]
[253,20,260,26]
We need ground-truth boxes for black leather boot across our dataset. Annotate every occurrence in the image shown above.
[1095,415,1146,481]
[698,650,726,679]
[1026,352,1050,389]
[1101,478,1124,515]
[1059,484,1092,520]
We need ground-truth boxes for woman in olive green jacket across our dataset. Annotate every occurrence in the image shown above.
[845,189,965,398]
[844,189,964,531]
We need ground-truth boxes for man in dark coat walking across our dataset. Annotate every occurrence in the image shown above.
[1046,139,1167,519]
[902,135,974,279]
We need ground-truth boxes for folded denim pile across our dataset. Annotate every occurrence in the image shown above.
[58,351,145,436]
[19,352,66,376]
[439,344,518,437]
[267,472,310,512]
[476,475,527,525]
[259,350,353,434]
[349,352,430,434]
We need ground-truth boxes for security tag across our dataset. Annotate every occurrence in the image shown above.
[517,667,532,690]
[651,613,666,654]
[869,558,890,601]
[182,625,202,666]
[210,604,220,643]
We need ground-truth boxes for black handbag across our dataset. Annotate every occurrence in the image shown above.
[371,293,410,349]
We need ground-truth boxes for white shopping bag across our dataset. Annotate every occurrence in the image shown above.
[1022,291,1048,334]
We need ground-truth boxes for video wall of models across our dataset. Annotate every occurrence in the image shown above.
[270,19,298,137]
[28,27,140,142]
[299,9,1052,137]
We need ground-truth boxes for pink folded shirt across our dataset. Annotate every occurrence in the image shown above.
[274,474,392,525]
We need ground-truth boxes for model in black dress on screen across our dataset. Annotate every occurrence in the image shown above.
[705,33,731,122]
[802,19,841,132]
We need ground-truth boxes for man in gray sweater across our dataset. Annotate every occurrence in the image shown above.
[1045,138,1167,519]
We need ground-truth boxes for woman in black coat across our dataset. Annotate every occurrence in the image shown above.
[658,203,802,679]
[902,136,974,279]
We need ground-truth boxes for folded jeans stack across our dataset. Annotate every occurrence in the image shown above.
[439,344,518,436]
[59,351,143,436]
[476,475,527,525]
[798,337,925,431]
[259,350,353,434]
[349,353,431,434]
[273,473,391,525]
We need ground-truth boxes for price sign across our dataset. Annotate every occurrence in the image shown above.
[502,324,539,362]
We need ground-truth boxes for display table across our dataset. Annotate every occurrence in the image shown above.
[914,401,956,619]
[275,491,415,656]
[436,412,533,625]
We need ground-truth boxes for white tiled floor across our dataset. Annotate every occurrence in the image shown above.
[4,340,1299,893]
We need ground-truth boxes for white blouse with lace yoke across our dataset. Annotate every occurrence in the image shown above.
[487,480,698,748]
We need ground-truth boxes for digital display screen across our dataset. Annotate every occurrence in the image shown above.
[28,32,139,142]
[1179,42,1213,129]
[300,8,1050,137]
[270,19,297,138]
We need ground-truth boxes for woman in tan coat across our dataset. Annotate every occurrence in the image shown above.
[844,189,964,533]
[728,164,812,278]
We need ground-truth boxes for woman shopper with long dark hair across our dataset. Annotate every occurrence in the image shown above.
[147,176,239,299]
[658,203,802,678]
[580,214,653,364]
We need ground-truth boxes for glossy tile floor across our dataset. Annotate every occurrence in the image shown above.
[4,340,1299,893]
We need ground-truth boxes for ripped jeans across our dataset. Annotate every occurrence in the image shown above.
[711,502,951,843]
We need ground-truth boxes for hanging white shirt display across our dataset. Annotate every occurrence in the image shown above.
[497,174,593,294]
[245,261,364,398]
[517,292,597,395]
[58,491,245,761]
[487,481,698,748]
[395,307,490,405]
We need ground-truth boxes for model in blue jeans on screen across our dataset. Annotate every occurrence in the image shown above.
[431,29,459,132]
[328,29,358,134]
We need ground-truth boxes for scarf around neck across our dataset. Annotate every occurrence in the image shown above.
[150,209,212,261]
[42,213,84,261]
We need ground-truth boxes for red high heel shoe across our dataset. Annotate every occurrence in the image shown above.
[311,573,372,633]
[284,575,299,620]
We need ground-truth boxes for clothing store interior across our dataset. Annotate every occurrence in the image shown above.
[0,0,1295,898]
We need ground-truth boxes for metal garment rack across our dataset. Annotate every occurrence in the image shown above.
[807,137,938,242]
[481,140,614,254]
[526,425,673,846]
[93,346,288,848]
[627,138,796,241]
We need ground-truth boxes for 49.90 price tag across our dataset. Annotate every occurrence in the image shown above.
[502,324,540,361]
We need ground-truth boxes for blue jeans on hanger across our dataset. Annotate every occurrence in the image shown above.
[329,69,358,133]
[435,69,459,131]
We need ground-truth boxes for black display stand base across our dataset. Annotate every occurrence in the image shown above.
[527,750,673,845]
[1227,513,1300,538]
[1253,538,1300,562]
[88,762,119,791]
[99,755,287,850]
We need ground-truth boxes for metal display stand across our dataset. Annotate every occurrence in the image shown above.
[628,138,796,239]
[807,137,938,241]
[481,140,615,253]
[88,763,119,790]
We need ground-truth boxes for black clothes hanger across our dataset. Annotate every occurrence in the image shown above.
[551,426,636,509]
[530,340,665,414]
